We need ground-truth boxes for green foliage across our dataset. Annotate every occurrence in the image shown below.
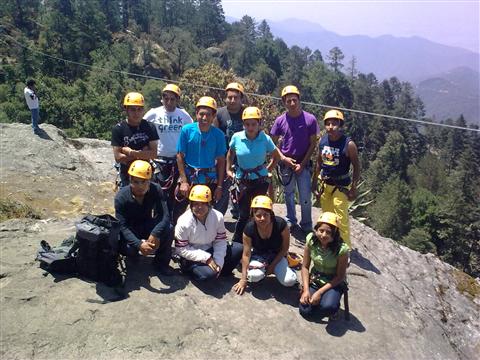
[401,228,436,254]
[368,178,412,239]
[366,131,409,192]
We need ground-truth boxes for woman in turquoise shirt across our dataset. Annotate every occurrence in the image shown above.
[299,212,349,318]
[226,107,283,243]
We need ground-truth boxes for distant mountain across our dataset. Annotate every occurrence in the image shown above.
[267,18,479,83]
[226,17,479,83]
[415,67,479,125]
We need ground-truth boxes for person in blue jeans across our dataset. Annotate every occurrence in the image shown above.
[24,79,40,134]
[299,212,349,319]
[175,185,243,281]
[270,85,319,234]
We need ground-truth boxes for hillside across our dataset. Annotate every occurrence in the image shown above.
[0,123,479,359]
[415,67,480,125]
[264,18,479,83]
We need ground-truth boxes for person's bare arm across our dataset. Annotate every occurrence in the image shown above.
[226,149,236,179]
[123,140,158,161]
[347,141,360,201]
[296,134,317,173]
[176,152,190,196]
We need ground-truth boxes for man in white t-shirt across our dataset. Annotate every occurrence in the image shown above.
[23,79,40,134]
[143,84,193,215]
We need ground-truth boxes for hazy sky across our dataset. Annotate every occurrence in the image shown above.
[222,0,480,53]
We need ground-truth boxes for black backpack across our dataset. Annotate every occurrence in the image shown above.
[75,214,122,286]
[37,214,123,287]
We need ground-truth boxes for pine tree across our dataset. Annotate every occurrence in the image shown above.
[369,177,412,239]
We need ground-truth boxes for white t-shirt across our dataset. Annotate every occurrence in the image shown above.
[24,87,39,109]
[174,208,227,268]
[143,106,193,158]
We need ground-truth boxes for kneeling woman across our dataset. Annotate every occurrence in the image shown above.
[299,212,349,318]
[175,185,243,281]
[233,195,297,295]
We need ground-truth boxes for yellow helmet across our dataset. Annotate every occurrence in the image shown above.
[287,252,303,268]
[281,85,300,98]
[163,84,181,97]
[323,109,345,122]
[196,96,217,111]
[251,195,273,210]
[316,212,340,229]
[123,92,145,107]
[189,185,212,202]
[128,160,152,180]
[242,106,262,121]
[225,82,245,94]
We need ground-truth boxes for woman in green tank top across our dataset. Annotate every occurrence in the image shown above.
[299,212,349,319]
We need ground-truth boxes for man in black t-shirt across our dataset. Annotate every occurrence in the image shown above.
[213,82,246,216]
[111,92,158,187]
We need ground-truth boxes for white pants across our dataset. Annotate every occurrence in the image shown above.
[248,256,297,287]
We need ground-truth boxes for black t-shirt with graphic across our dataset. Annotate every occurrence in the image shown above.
[111,119,159,177]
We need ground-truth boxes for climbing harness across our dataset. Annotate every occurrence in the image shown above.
[151,157,177,191]
[229,165,269,204]
[174,165,217,203]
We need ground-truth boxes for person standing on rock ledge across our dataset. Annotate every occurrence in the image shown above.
[312,109,360,248]
[174,96,226,222]
[226,106,282,244]
[143,84,193,217]
[114,160,174,275]
[24,79,40,134]
[213,82,247,218]
[174,185,243,281]
[299,212,349,319]
[111,92,158,187]
[270,85,319,235]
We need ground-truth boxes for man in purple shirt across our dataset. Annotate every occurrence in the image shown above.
[270,85,319,233]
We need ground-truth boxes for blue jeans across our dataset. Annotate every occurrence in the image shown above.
[299,284,344,318]
[31,108,40,132]
[180,242,243,281]
[280,164,313,230]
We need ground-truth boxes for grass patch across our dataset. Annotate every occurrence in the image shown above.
[453,269,480,299]
[0,197,42,222]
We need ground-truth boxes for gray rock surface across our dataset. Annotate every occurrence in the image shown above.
[1,123,479,359]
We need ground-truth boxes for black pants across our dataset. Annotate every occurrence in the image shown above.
[119,219,173,267]
[152,161,178,220]
[232,179,270,243]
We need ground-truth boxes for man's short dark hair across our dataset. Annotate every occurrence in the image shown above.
[26,79,36,87]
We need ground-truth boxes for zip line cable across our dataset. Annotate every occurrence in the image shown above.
[1,32,479,133]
